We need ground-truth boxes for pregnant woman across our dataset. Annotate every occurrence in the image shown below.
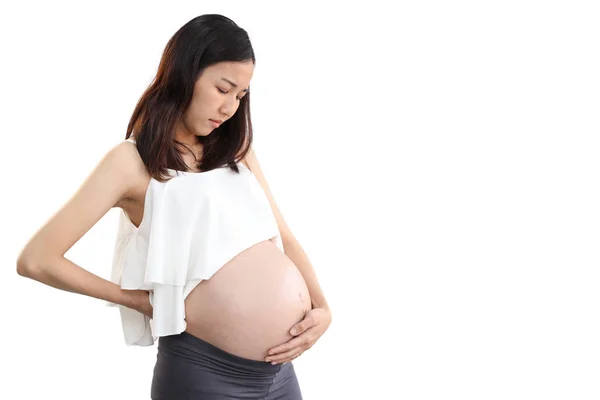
[16,14,332,399]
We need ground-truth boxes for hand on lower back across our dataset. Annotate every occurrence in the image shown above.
[125,289,153,319]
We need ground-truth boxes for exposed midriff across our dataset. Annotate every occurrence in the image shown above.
[183,239,311,361]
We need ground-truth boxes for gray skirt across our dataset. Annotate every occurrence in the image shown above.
[151,331,303,399]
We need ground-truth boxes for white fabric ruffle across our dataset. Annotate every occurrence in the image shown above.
[106,139,283,346]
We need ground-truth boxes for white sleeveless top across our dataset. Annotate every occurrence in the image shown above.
[106,138,283,346]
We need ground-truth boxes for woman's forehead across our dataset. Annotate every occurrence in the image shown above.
[204,61,254,83]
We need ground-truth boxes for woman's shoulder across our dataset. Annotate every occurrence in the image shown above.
[112,139,147,176]
[105,139,151,205]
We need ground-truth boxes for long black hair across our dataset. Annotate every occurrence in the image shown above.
[126,14,255,181]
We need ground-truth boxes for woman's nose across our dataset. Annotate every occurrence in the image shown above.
[220,99,237,117]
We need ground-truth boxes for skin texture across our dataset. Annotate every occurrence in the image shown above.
[183,240,312,361]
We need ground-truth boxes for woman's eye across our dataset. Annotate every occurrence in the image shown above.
[218,87,243,101]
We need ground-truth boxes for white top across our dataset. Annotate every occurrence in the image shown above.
[106,138,283,346]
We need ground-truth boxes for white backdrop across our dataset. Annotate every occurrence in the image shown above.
[2,1,599,399]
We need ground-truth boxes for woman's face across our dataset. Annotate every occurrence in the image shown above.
[180,60,255,137]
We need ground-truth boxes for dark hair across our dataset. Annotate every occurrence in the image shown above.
[125,14,255,181]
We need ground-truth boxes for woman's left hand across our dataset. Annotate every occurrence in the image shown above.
[265,307,332,365]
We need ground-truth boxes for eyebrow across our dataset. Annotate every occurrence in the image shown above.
[221,78,249,93]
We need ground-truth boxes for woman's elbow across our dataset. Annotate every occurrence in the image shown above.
[16,251,42,278]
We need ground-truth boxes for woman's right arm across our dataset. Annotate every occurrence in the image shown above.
[16,141,143,310]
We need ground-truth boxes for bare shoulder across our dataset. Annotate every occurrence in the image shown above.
[93,140,149,205]
[113,140,150,194]
[112,140,146,169]
[17,140,147,269]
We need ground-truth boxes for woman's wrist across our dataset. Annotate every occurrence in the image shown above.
[118,288,137,309]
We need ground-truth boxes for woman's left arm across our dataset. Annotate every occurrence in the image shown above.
[243,148,332,364]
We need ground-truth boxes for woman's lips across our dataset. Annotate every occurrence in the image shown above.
[209,119,221,128]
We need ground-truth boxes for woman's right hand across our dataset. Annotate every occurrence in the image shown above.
[125,289,153,319]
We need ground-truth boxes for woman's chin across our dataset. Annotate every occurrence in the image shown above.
[193,130,211,137]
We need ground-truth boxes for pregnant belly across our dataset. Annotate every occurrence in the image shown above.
[183,239,311,361]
